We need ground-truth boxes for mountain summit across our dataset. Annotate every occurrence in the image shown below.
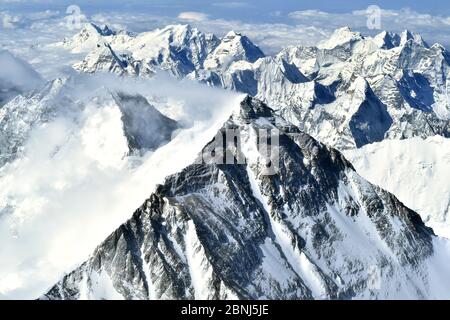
[71,25,449,150]
[43,96,450,300]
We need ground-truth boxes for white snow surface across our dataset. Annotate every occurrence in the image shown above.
[344,136,450,239]
[0,73,243,299]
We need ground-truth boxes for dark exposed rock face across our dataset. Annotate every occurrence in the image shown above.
[114,93,179,154]
[73,26,450,150]
[43,97,441,300]
[0,78,179,168]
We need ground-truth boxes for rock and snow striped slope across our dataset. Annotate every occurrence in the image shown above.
[43,97,450,300]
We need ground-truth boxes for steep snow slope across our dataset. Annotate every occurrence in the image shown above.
[0,73,242,299]
[67,25,450,240]
[60,23,130,54]
[44,97,450,300]
[203,30,264,70]
[73,24,222,77]
[344,136,450,239]
[0,77,178,168]
[71,25,449,151]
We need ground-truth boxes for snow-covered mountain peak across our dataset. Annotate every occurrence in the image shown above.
[231,95,275,122]
[43,95,450,300]
[224,30,242,38]
[70,24,449,151]
[400,29,428,47]
[62,23,119,53]
[72,43,154,77]
[203,29,264,70]
[146,24,217,49]
[160,23,191,33]
[0,75,179,168]
[153,24,194,41]
[90,23,116,36]
[318,26,363,49]
[71,23,221,76]
[373,31,401,49]
[431,43,447,52]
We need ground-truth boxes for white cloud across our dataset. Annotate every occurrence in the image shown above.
[288,9,329,18]
[1,12,20,28]
[287,8,450,48]
[176,8,450,53]
[178,11,209,22]
[1,7,449,79]
[352,8,399,17]
[27,9,60,20]
[0,72,243,298]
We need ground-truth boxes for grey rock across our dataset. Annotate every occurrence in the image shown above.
[43,97,440,300]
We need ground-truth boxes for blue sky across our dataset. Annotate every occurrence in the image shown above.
[2,0,450,19]
[1,0,449,55]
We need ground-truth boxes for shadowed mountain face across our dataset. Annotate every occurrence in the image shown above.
[399,72,435,112]
[114,93,179,155]
[0,78,178,168]
[71,25,450,150]
[43,97,448,300]
[349,86,393,148]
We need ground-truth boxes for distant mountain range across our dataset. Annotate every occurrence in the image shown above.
[67,23,449,150]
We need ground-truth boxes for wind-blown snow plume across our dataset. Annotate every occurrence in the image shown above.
[0,72,242,299]
[0,50,43,105]
[43,97,450,300]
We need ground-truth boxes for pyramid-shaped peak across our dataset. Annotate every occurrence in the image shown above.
[161,24,195,34]
[330,26,362,38]
[401,30,414,39]
[225,30,242,38]
[204,30,264,69]
[318,26,363,49]
[235,95,274,120]
[400,30,428,47]
[374,30,401,49]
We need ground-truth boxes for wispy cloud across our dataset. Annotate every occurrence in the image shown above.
[0,72,243,298]
[288,9,329,18]
[178,11,209,22]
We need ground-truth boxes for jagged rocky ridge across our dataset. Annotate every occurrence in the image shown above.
[69,24,450,150]
[43,97,450,300]
[0,77,178,167]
